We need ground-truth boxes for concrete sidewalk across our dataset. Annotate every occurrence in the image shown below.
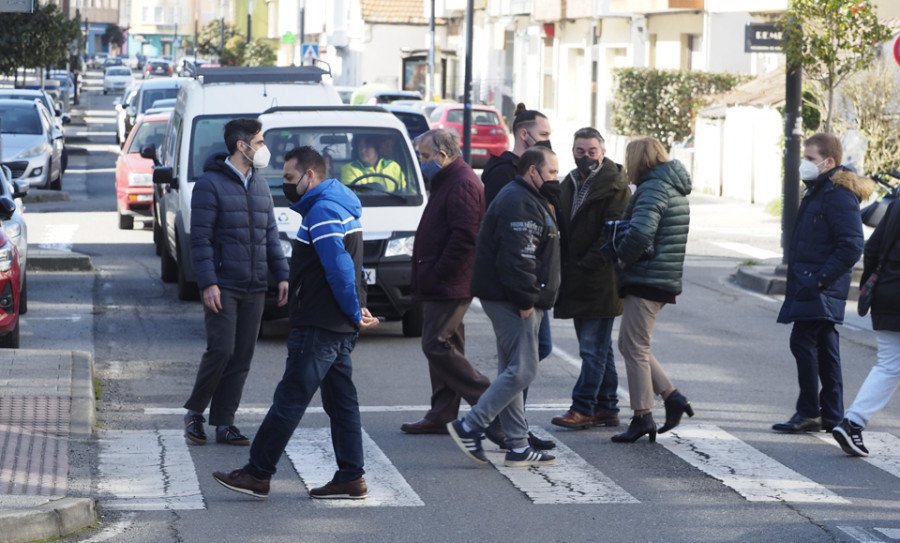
[0,350,97,543]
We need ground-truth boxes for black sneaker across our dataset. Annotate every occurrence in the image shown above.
[528,431,556,450]
[447,419,487,465]
[184,412,207,445]
[216,425,250,446]
[504,446,557,467]
[833,419,869,457]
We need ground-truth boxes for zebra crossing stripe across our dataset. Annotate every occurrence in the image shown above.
[98,430,204,510]
[484,427,639,505]
[284,428,424,507]
[815,431,900,478]
[660,424,849,503]
[837,526,885,543]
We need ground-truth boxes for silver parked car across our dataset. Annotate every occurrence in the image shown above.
[0,89,71,172]
[0,99,64,190]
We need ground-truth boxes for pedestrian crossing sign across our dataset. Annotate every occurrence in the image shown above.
[301,43,319,64]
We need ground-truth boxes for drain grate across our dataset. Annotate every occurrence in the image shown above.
[0,397,70,496]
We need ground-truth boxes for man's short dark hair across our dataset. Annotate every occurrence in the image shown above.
[224,118,262,155]
[285,146,327,180]
[805,132,843,166]
[517,146,555,176]
[573,127,605,149]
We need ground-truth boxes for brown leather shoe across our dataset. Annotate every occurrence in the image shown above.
[212,469,269,499]
[401,418,449,434]
[593,412,621,427]
[551,409,594,429]
[309,477,367,499]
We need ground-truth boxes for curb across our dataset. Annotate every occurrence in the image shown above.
[70,351,96,440]
[0,498,96,543]
[26,248,93,272]
[735,264,862,301]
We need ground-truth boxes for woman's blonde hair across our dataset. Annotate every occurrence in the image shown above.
[625,137,669,184]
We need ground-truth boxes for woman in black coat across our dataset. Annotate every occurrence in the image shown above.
[833,200,900,457]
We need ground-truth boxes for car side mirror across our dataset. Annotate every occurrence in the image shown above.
[140,144,159,166]
[126,106,136,117]
[11,180,30,199]
[0,198,15,221]
[153,166,176,188]
[61,114,71,125]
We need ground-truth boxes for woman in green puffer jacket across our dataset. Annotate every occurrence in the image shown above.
[610,137,694,444]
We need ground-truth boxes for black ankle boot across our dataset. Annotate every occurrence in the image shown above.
[658,389,694,434]
[611,413,657,443]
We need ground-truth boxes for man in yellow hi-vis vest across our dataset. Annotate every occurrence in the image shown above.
[340,135,407,192]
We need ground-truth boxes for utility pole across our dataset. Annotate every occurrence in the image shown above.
[247,0,252,44]
[427,0,435,102]
[782,19,802,266]
[462,0,474,164]
[299,1,305,65]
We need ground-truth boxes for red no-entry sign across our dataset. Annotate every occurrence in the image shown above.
[894,34,900,66]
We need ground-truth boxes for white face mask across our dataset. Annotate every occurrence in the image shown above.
[799,158,826,181]
[243,142,271,169]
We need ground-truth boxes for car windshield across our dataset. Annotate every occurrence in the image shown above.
[126,119,167,154]
[140,88,179,113]
[445,109,500,126]
[0,107,41,135]
[259,127,423,206]
[107,67,131,77]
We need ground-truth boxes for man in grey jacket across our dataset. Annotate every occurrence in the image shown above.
[182,118,289,446]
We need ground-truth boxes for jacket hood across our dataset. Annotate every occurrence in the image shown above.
[640,159,692,196]
[482,151,518,179]
[292,178,362,218]
[565,157,627,201]
[831,169,875,202]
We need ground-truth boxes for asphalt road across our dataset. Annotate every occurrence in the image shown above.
[16,69,900,543]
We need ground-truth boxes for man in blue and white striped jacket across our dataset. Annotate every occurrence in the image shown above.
[214,146,379,501]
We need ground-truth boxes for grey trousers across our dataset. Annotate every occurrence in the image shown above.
[184,288,266,426]
[617,295,673,412]
[422,299,491,423]
[465,300,541,450]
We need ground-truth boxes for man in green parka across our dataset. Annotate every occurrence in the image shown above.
[550,127,632,430]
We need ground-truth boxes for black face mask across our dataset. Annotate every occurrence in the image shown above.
[533,139,553,151]
[575,155,600,176]
[282,182,301,204]
[539,179,561,203]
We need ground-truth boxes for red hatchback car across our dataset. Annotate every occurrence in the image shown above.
[429,104,509,168]
[116,113,170,229]
[0,199,21,349]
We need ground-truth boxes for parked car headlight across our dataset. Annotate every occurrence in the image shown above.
[385,235,415,257]
[0,242,12,272]
[128,172,153,186]
[17,142,50,159]
[3,223,21,244]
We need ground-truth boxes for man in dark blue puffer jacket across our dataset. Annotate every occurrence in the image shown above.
[183,118,289,447]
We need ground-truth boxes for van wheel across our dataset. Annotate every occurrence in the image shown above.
[118,213,134,230]
[49,160,62,190]
[402,303,424,338]
[61,148,68,173]
[160,235,177,283]
[176,237,200,301]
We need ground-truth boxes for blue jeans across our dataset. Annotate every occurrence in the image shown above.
[571,317,619,417]
[790,319,843,426]
[245,326,364,483]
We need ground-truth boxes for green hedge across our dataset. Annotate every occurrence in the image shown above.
[610,68,749,149]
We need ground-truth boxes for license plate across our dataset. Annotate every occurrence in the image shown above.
[363,268,376,285]
[136,194,152,201]
[471,148,487,156]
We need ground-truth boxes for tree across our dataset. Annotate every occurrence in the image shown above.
[102,24,125,50]
[0,1,80,80]
[196,19,243,64]
[244,40,276,67]
[779,0,892,132]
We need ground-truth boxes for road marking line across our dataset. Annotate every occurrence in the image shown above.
[838,526,885,543]
[98,429,204,510]
[144,404,573,416]
[484,427,638,504]
[709,241,781,260]
[660,424,849,503]
[284,427,423,507]
[37,223,78,252]
[815,432,900,479]
[875,528,900,539]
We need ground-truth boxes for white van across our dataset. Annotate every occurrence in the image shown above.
[256,106,427,336]
[151,66,342,306]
